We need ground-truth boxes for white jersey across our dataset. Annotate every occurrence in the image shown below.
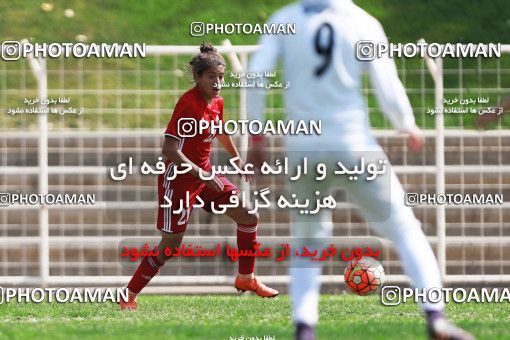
[253,1,446,325]
[247,0,415,147]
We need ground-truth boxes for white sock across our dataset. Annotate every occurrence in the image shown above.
[290,266,322,326]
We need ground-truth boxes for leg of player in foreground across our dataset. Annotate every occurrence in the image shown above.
[225,206,279,297]
[120,185,278,310]
[120,203,277,310]
[119,230,184,310]
[120,171,278,310]
[286,143,474,340]
[120,173,278,310]
[213,134,278,298]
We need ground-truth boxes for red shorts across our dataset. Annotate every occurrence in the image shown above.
[156,168,239,233]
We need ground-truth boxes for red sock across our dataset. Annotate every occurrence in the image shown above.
[127,255,164,294]
[237,223,258,275]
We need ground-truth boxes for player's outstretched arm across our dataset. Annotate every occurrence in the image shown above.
[365,23,424,152]
[162,137,224,191]
[407,124,425,152]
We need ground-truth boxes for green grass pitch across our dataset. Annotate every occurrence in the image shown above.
[0,294,505,339]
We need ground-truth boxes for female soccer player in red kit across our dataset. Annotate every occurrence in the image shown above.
[120,43,278,310]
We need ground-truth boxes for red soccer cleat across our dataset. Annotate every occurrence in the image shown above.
[119,298,137,311]
[119,290,138,311]
[234,275,279,298]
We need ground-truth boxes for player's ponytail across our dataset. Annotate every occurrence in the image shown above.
[189,42,226,77]
[199,42,216,54]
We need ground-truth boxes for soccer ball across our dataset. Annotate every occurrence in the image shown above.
[344,257,385,295]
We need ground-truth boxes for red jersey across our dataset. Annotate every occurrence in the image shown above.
[164,86,224,174]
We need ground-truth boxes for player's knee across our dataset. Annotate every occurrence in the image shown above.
[157,232,184,262]
[235,209,258,225]
[158,245,177,263]
[227,207,259,225]
[241,210,259,225]
[156,252,170,264]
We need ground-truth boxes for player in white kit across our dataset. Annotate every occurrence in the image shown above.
[246,0,474,339]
